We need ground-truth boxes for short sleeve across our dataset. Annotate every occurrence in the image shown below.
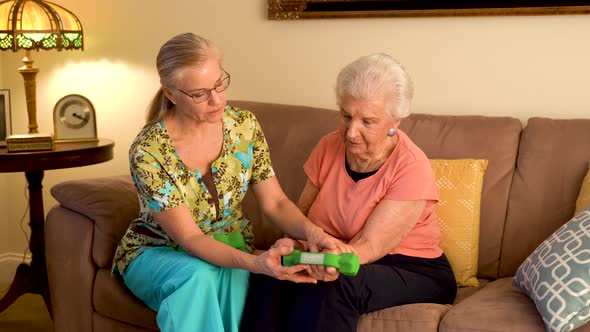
[384,158,439,202]
[303,136,329,188]
[249,116,275,185]
[129,147,183,213]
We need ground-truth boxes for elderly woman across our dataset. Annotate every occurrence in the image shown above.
[241,53,457,332]
[111,33,351,332]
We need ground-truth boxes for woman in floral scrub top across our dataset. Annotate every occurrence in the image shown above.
[112,33,351,332]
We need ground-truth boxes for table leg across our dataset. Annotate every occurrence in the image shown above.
[0,170,52,318]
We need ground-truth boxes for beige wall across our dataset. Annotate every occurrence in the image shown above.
[0,0,589,254]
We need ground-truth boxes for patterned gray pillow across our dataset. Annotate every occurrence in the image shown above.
[513,207,590,332]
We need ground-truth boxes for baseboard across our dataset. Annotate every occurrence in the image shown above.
[0,252,32,291]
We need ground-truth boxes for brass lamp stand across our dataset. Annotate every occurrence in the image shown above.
[7,50,53,152]
[18,50,39,134]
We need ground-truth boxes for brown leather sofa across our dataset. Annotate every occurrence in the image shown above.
[45,100,590,331]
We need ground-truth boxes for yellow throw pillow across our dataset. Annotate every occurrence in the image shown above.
[430,159,488,288]
[575,163,590,216]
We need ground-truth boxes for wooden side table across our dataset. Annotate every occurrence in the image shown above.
[0,139,114,317]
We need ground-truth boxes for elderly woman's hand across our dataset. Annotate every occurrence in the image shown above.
[270,237,302,251]
[305,247,345,282]
[301,228,357,282]
[253,246,317,283]
[268,230,356,282]
[305,226,356,255]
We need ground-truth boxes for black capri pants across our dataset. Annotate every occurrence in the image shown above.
[240,253,457,332]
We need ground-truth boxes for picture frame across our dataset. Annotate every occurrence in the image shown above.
[0,89,11,147]
[268,0,590,19]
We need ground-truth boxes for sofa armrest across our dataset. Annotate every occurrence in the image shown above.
[45,205,95,332]
[50,175,139,268]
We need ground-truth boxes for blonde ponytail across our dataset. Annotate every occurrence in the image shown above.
[145,88,173,125]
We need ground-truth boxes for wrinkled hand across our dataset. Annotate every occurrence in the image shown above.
[270,237,301,250]
[303,228,357,282]
[272,237,338,282]
[306,248,341,282]
[305,227,356,255]
[254,246,317,283]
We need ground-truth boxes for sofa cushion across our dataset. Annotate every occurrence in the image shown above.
[357,303,450,332]
[93,312,157,332]
[501,118,590,276]
[430,159,488,287]
[400,114,521,279]
[440,278,545,332]
[229,100,339,248]
[93,268,157,330]
[575,162,590,215]
[454,279,490,304]
[50,175,139,268]
[512,207,590,332]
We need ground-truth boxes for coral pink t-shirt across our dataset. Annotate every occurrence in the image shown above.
[304,130,443,259]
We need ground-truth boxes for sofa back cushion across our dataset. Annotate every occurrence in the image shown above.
[400,114,522,279]
[229,100,338,248]
[500,117,590,277]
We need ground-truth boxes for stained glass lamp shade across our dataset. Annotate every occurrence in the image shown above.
[0,0,83,134]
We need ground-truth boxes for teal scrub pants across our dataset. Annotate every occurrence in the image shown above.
[122,246,249,332]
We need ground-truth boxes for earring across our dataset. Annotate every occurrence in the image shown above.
[387,128,396,137]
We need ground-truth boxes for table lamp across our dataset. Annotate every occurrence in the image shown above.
[0,0,83,151]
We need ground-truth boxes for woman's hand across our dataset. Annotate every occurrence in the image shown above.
[253,245,317,283]
[270,237,302,251]
[305,226,356,255]
[305,247,344,282]
[300,229,357,282]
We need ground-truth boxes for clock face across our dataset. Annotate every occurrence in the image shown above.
[60,100,91,129]
[53,94,98,142]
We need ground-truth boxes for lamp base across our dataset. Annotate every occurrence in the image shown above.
[6,133,54,153]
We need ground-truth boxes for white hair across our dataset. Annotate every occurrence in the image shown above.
[335,53,414,119]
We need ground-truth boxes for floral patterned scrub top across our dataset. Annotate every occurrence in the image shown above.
[112,106,275,277]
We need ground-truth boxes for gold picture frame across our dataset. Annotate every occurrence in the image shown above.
[268,0,590,19]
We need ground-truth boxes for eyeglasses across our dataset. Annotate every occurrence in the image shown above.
[177,69,231,104]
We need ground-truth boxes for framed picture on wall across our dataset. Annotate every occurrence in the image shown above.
[268,0,590,19]
[0,89,12,147]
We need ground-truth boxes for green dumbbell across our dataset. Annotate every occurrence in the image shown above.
[178,231,245,251]
[213,231,246,250]
[282,250,360,276]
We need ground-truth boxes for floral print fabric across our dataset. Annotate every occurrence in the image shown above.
[112,106,274,277]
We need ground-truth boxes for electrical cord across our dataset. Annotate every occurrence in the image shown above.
[20,183,31,263]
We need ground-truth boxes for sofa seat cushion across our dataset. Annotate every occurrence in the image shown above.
[439,278,545,332]
[93,266,449,332]
[454,279,490,304]
[93,268,157,330]
[94,312,156,332]
[357,303,451,332]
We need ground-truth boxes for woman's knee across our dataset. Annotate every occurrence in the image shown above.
[314,276,358,308]
[166,254,220,289]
